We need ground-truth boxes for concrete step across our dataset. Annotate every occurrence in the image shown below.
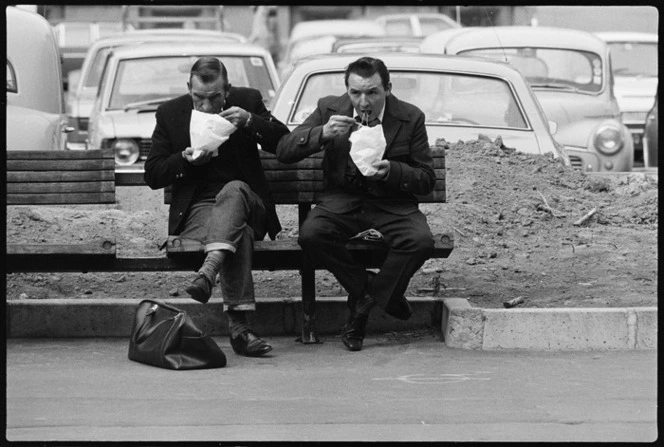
[6,297,657,350]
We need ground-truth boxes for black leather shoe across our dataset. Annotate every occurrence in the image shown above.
[342,312,368,352]
[230,330,273,357]
[384,295,413,321]
[185,274,212,304]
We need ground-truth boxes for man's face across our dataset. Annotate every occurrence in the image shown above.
[188,75,227,114]
[346,72,391,122]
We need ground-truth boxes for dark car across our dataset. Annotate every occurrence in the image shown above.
[643,95,658,167]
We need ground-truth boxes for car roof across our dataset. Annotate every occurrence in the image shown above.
[285,52,525,80]
[106,41,273,59]
[594,32,658,43]
[445,26,609,54]
[420,27,483,53]
[375,12,459,25]
[89,29,247,48]
[289,19,386,41]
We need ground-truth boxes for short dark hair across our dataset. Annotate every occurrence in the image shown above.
[344,57,390,90]
[189,57,229,88]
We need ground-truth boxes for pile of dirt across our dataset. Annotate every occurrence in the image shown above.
[5,137,658,308]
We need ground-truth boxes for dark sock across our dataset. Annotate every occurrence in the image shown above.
[355,294,375,316]
[198,250,224,284]
[227,310,250,338]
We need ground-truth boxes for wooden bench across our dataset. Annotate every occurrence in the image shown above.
[6,146,454,343]
[6,149,118,269]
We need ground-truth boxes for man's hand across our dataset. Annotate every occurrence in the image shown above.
[322,115,358,141]
[367,159,390,181]
[183,147,214,166]
[220,106,250,128]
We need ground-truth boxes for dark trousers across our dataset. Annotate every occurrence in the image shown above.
[298,203,434,310]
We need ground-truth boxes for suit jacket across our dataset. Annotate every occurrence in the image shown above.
[276,93,435,215]
[144,87,289,239]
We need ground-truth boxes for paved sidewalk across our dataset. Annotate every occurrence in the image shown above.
[6,336,657,442]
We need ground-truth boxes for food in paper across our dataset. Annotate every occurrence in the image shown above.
[189,110,237,159]
[349,124,386,176]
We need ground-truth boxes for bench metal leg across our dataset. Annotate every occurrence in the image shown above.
[296,203,321,344]
[299,260,321,344]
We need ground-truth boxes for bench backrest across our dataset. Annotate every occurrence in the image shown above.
[6,149,116,204]
[163,145,446,205]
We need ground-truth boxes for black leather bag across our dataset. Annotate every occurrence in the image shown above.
[128,299,226,370]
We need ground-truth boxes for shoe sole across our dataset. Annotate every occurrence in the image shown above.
[184,285,210,304]
[232,345,273,357]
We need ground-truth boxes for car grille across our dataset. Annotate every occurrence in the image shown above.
[139,139,152,159]
[568,155,583,169]
[621,111,648,124]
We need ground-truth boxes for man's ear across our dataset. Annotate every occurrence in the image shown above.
[186,81,191,91]
[385,81,392,97]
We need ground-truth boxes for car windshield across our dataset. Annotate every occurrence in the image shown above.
[108,55,276,110]
[291,70,527,129]
[606,41,658,77]
[459,48,604,94]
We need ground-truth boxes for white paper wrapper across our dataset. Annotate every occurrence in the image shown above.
[189,110,237,159]
[348,124,386,176]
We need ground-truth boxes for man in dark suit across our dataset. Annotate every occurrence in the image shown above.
[144,57,289,357]
[276,56,435,352]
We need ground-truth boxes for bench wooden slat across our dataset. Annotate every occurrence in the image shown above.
[7,239,116,256]
[7,181,115,194]
[6,149,114,160]
[7,158,116,171]
[7,193,117,205]
[7,170,116,183]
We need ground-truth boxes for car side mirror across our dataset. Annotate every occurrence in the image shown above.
[548,120,558,135]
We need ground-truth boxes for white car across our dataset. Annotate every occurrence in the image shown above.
[66,29,247,149]
[279,20,386,78]
[431,26,634,172]
[595,32,658,163]
[87,42,279,167]
[6,6,71,152]
[375,12,460,37]
[270,53,569,163]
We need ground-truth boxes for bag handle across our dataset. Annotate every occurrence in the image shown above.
[134,304,180,344]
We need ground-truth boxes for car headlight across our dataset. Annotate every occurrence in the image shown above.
[593,124,624,155]
[112,139,140,166]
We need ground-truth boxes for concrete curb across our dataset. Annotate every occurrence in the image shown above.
[6,297,441,339]
[7,297,657,350]
[442,298,657,350]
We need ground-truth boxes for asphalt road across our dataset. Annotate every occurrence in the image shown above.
[6,336,657,442]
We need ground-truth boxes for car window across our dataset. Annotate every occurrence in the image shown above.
[460,48,604,94]
[291,70,527,129]
[85,47,113,88]
[108,55,276,110]
[7,60,17,93]
[384,19,412,37]
[419,17,455,36]
[606,42,657,77]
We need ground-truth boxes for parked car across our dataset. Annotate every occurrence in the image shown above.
[279,20,386,77]
[270,53,569,164]
[332,36,423,54]
[6,6,72,152]
[643,95,658,168]
[439,26,634,172]
[53,21,126,91]
[66,29,247,149]
[595,32,658,162]
[87,42,280,167]
[375,12,460,37]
